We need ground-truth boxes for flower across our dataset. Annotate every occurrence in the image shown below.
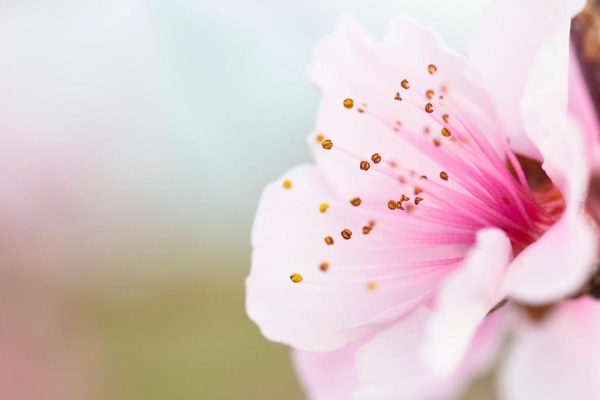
[247,0,600,398]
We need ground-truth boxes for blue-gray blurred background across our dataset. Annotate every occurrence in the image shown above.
[0,1,491,398]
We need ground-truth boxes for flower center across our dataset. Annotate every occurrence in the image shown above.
[313,65,565,259]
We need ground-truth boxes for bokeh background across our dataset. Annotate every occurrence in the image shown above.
[0,1,494,398]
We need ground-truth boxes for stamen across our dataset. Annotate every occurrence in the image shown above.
[387,200,397,210]
[401,79,410,89]
[319,262,330,272]
[428,64,438,75]
[324,236,334,245]
[360,160,371,171]
[441,127,452,137]
[394,92,402,101]
[426,89,435,99]
[362,226,372,234]
[319,203,329,213]
[315,133,325,143]
[290,273,303,283]
[425,103,434,113]
[371,153,382,163]
[283,179,292,189]
[415,197,424,205]
[341,228,352,240]
[322,139,333,150]
[343,98,354,109]
[350,197,362,207]
[440,171,449,181]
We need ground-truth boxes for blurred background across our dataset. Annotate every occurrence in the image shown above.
[0,1,492,398]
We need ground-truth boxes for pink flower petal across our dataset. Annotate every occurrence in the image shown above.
[423,228,512,376]
[503,213,596,304]
[468,0,585,159]
[247,165,463,351]
[502,117,597,304]
[355,306,506,400]
[293,342,361,400]
[499,298,600,400]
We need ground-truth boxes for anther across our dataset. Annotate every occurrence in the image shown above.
[442,114,449,123]
[368,220,376,227]
[414,187,423,195]
[319,203,329,213]
[324,236,334,245]
[283,179,292,189]
[428,64,438,75]
[319,262,330,272]
[415,197,424,205]
[360,161,371,171]
[366,281,378,291]
[322,139,333,150]
[440,171,449,181]
[433,139,441,147]
[371,153,382,163]
[394,92,402,101]
[387,200,397,210]
[315,133,325,143]
[396,201,405,210]
[400,194,410,202]
[426,89,434,99]
[341,228,352,240]
[290,273,303,283]
[401,79,410,89]
[441,127,452,137]
[350,197,362,207]
[362,226,372,235]
[343,98,354,109]
[425,103,434,113]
